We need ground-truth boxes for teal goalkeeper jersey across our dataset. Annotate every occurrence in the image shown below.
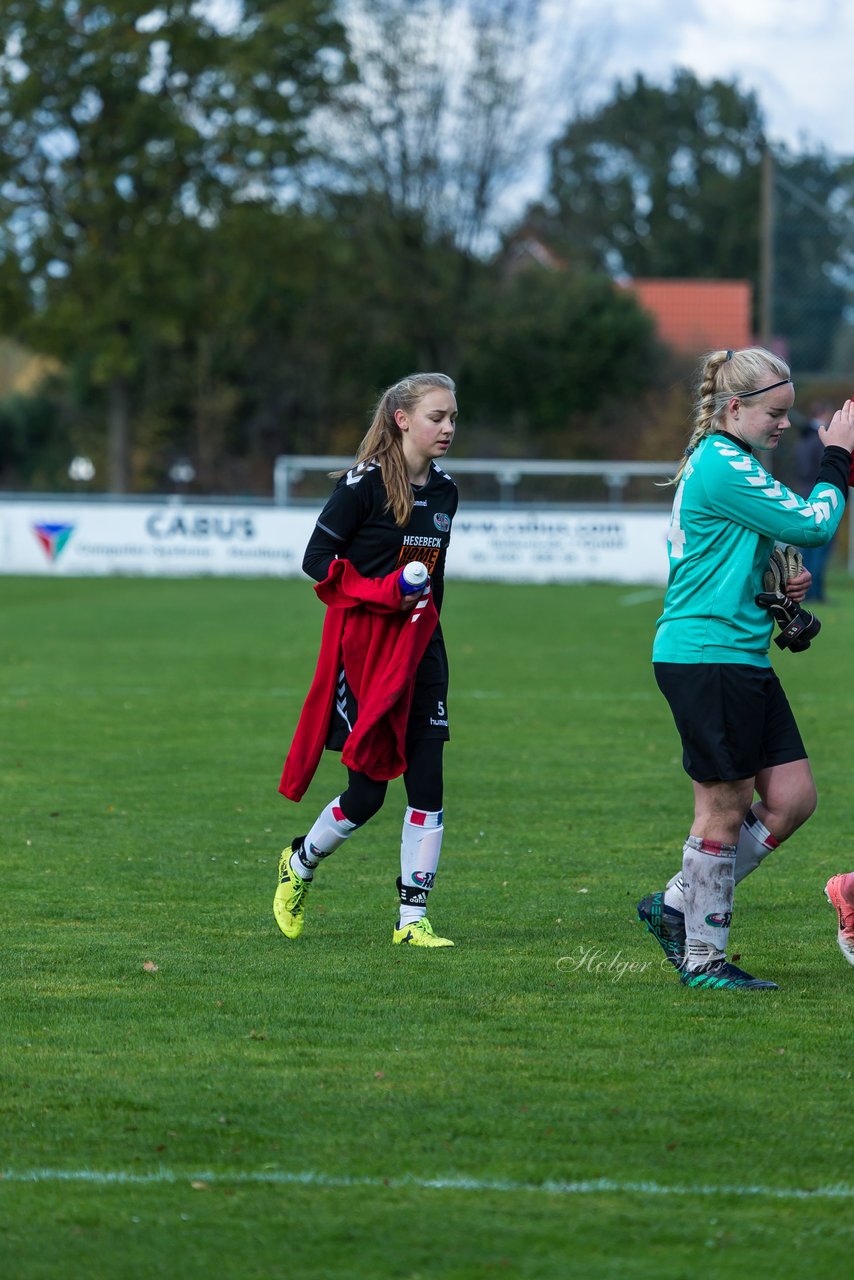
[654,432,847,666]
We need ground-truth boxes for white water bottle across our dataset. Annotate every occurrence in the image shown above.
[399,561,429,596]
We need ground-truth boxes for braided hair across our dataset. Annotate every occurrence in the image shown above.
[672,347,791,484]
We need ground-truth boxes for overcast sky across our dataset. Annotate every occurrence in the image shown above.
[568,0,852,156]
[200,1,850,155]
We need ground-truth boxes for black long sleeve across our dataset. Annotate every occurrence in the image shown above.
[816,445,850,497]
[302,520,344,582]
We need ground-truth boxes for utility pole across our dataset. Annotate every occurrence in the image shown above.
[759,143,774,347]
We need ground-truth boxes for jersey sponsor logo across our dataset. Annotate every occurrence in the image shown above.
[433,512,451,532]
[398,546,442,575]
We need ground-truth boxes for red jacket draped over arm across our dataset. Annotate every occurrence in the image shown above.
[279,560,438,801]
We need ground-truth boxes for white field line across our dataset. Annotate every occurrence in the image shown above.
[2,1169,854,1200]
[619,588,663,606]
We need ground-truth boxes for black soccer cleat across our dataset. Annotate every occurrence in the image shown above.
[679,958,778,991]
[637,891,686,968]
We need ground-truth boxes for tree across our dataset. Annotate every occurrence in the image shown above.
[309,0,591,372]
[458,267,667,455]
[771,148,854,372]
[327,0,563,251]
[536,70,766,282]
[533,70,854,373]
[0,0,347,489]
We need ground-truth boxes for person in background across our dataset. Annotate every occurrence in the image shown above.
[824,874,854,967]
[274,372,458,948]
[637,347,854,991]
[794,401,836,602]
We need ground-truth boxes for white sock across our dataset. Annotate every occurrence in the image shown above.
[664,810,775,909]
[294,798,359,880]
[734,810,779,884]
[685,938,726,967]
[398,807,443,927]
[682,835,736,970]
[664,871,685,912]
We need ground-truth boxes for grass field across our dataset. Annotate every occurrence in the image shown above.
[3,571,854,1278]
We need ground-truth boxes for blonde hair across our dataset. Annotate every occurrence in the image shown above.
[672,346,792,484]
[342,372,456,527]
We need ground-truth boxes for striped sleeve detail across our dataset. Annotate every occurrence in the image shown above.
[430,460,453,482]
[315,519,345,542]
[712,440,836,523]
[345,461,378,487]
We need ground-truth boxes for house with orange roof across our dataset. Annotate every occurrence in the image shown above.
[499,229,755,356]
[621,278,753,354]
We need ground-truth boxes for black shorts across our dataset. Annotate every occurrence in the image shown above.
[328,636,450,750]
[653,662,806,783]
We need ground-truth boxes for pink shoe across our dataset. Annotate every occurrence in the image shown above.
[824,876,854,968]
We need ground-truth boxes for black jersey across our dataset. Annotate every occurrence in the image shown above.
[302,459,458,615]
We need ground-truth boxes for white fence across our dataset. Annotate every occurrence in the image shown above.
[6,455,848,582]
[273,454,675,507]
[0,457,678,584]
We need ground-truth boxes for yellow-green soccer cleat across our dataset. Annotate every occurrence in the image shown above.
[273,843,310,939]
[392,917,454,948]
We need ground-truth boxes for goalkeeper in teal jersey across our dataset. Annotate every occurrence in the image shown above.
[638,346,854,991]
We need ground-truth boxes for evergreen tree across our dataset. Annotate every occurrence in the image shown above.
[0,0,347,488]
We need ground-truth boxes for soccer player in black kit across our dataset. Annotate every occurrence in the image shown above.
[274,373,459,947]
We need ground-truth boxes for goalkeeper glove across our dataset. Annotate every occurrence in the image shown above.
[755,545,821,652]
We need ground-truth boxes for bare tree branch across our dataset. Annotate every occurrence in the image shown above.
[311,0,599,253]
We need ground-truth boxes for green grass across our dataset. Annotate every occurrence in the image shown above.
[3,573,854,1278]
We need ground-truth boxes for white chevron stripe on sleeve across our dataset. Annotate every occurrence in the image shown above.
[816,486,839,509]
[345,461,378,486]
